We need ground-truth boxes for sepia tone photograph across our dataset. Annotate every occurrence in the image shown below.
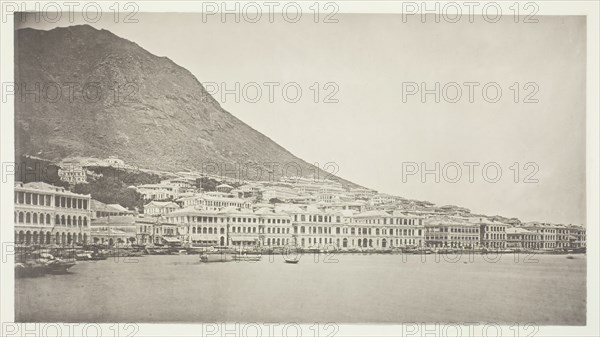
[2,2,599,336]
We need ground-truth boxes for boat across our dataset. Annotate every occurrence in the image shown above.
[89,250,109,260]
[233,253,262,262]
[284,257,300,264]
[75,250,92,261]
[36,252,76,274]
[145,247,170,255]
[199,253,233,263]
[15,262,47,278]
[44,259,76,274]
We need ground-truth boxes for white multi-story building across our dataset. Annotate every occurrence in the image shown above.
[14,181,92,245]
[137,184,181,200]
[144,201,180,216]
[165,206,293,248]
[58,161,88,184]
[177,194,251,211]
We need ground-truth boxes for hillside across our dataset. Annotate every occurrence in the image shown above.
[14,25,358,188]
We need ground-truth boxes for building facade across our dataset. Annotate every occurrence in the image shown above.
[14,182,92,245]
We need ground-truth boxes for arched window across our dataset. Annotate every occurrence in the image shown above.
[78,216,82,226]
[26,213,31,223]
[61,215,66,225]
[56,215,60,225]
[67,216,71,226]
[83,217,88,226]
[33,213,38,224]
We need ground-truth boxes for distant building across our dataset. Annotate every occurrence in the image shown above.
[90,215,137,246]
[58,161,88,184]
[425,217,480,249]
[90,199,133,219]
[506,227,541,249]
[216,184,234,193]
[522,223,558,249]
[144,201,180,216]
[137,184,181,200]
[475,218,508,249]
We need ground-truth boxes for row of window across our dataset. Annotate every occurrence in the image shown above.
[15,230,88,245]
[428,227,479,233]
[294,214,341,223]
[354,218,420,225]
[485,233,507,240]
[14,191,89,210]
[426,236,479,241]
[171,216,291,225]
[14,211,88,226]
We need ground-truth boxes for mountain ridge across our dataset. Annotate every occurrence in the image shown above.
[15,24,358,188]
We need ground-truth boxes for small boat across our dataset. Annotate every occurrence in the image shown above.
[75,250,92,261]
[284,257,300,264]
[89,251,108,260]
[233,253,262,262]
[199,253,233,263]
[15,262,47,278]
[44,259,76,274]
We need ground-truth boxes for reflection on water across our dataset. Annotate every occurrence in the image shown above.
[15,253,586,324]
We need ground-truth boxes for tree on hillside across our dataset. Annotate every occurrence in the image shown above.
[196,177,219,191]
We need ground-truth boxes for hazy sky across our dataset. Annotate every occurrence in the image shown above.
[15,13,586,225]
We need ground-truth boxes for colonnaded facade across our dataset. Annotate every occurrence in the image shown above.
[14,182,92,245]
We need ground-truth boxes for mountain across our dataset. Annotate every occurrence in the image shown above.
[14,25,357,187]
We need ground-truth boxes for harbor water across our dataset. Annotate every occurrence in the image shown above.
[15,253,586,324]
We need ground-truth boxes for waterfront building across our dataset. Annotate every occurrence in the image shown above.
[352,210,425,249]
[135,216,157,245]
[555,224,571,249]
[522,223,557,249]
[290,207,352,249]
[506,227,541,249]
[14,181,92,245]
[165,207,228,246]
[90,215,137,245]
[284,207,425,250]
[152,221,182,245]
[424,217,480,249]
[475,218,508,249]
[90,199,133,219]
[165,206,293,248]
[567,225,586,248]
